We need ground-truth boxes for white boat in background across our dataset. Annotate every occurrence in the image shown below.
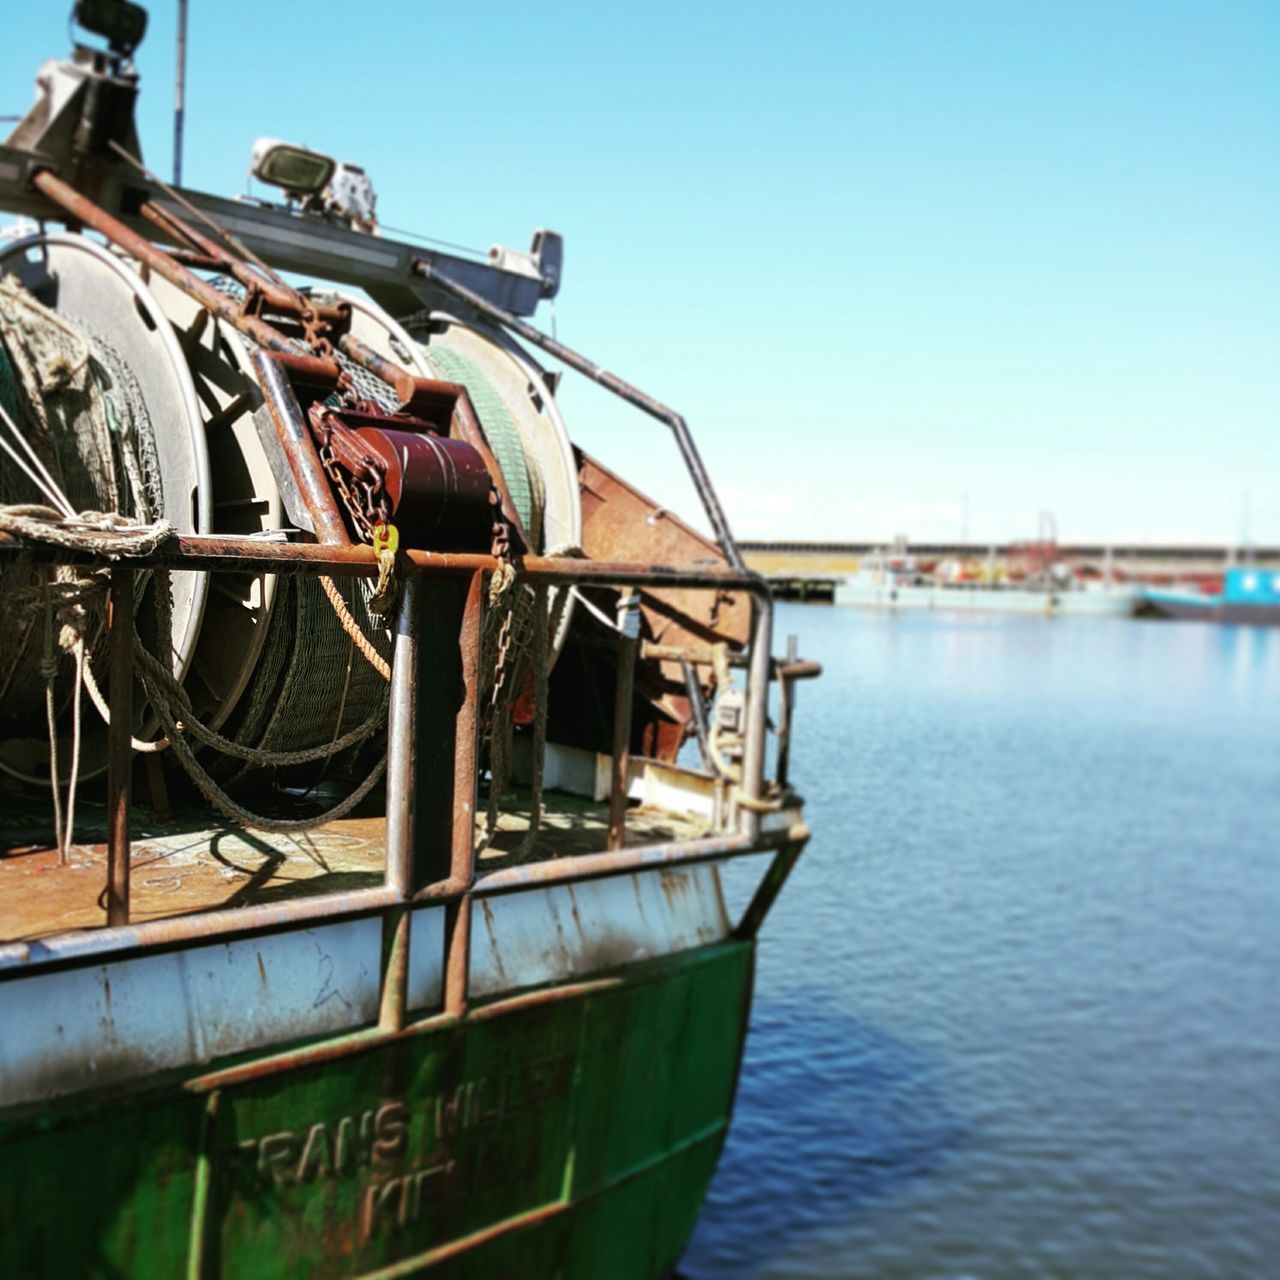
[835,551,1138,617]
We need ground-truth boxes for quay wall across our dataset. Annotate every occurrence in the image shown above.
[742,541,1280,581]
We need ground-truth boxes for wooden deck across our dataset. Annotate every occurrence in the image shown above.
[0,790,710,942]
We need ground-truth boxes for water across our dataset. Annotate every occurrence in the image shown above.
[683,606,1280,1279]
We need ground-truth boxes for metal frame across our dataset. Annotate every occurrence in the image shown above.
[0,142,549,319]
[414,260,748,574]
[0,535,805,1011]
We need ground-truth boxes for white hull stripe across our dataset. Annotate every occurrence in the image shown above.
[0,865,729,1109]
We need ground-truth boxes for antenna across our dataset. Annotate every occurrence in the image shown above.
[173,0,188,185]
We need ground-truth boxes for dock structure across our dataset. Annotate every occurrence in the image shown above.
[744,541,1280,597]
[760,574,839,603]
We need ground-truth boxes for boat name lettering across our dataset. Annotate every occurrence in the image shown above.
[235,1053,573,1188]
[241,1101,408,1186]
[361,1161,456,1240]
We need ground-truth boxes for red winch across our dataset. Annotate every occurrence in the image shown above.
[306,399,495,550]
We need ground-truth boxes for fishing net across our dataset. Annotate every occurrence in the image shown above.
[0,274,162,769]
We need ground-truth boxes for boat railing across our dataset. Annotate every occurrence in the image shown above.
[0,533,811,1023]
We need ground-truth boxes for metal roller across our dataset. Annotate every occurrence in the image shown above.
[0,233,210,782]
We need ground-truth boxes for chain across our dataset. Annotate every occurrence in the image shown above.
[299,296,336,359]
[320,439,374,538]
[489,607,514,716]
[307,391,401,616]
[307,392,391,542]
[486,483,520,718]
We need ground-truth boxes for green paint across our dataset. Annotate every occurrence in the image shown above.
[187,1090,221,1280]
[418,345,536,538]
[0,941,754,1277]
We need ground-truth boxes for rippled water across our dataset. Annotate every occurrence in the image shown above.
[683,606,1280,1279]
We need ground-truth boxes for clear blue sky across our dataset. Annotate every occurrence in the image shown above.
[5,1,1277,544]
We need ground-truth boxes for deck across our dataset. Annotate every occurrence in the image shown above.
[0,790,711,942]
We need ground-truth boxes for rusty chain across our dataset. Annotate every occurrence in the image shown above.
[307,381,391,543]
[484,483,520,724]
[488,606,515,717]
[290,314,521,641]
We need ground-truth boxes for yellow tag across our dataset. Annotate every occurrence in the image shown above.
[372,522,399,556]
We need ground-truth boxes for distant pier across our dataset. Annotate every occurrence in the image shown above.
[744,540,1280,600]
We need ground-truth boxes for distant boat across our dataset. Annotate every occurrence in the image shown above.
[1142,567,1280,625]
[835,552,1138,617]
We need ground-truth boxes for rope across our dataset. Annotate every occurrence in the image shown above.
[4,507,388,826]
[135,573,387,767]
[366,547,399,619]
[143,670,387,833]
[488,560,517,605]
[79,653,168,753]
[137,566,388,831]
[65,636,85,862]
[0,400,76,517]
[0,503,173,556]
[318,573,392,681]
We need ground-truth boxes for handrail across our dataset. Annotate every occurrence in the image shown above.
[0,530,764,590]
[0,534,796,991]
[413,259,747,573]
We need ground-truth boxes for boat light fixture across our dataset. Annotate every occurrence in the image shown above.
[249,139,336,198]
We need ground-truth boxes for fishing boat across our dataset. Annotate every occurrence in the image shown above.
[1141,566,1280,626]
[0,5,816,1274]
[834,552,1138,617]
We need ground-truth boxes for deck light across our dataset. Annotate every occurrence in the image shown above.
[72,0,148,58]
[249,139,336,199]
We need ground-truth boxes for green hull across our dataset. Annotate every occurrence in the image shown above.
[0,940,754,1278]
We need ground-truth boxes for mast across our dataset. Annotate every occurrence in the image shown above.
[173,0,188,185]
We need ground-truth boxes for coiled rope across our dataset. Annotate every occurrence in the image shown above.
[3,505,391,833]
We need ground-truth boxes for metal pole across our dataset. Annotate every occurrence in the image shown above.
[31,169,318,360]
[680,658,712,772]
[775,634,797,790]
[378,908,411,1034]
[607,592,641,851]
[474,825,808,897]
[739,591,773,840]
[734,837,809,939]
[384,575,419,897]
[445,572,482,1016]
[173,0,188,187]
[106,567,134,926]
[0,527,768,589]
[383,571,423,1033]
[250,350,351,546]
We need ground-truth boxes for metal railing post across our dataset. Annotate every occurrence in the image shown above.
[384,575,419,898]
[105,566,134,926]
[739,589,774,841]
[380,574,418,1031]
[444,571,483,1016]
[607,592,641,851]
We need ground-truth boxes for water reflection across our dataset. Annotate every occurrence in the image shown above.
[685,993,968,1278]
